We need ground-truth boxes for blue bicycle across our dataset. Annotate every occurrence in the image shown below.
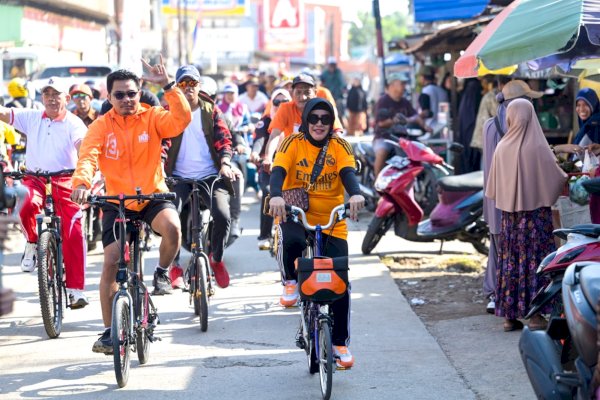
[289,204,351,400]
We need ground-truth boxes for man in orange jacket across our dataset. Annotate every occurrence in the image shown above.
[71,57,192,354]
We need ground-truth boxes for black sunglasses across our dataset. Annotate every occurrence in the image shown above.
[307,113,333,125]
[272,98,289,107]
[112,90,139,100]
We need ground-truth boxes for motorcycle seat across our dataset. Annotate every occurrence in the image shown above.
[579,265,600,307]
[437,171,483,192]
[554,224,600,240]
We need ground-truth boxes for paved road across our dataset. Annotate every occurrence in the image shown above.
[0,196,532,399]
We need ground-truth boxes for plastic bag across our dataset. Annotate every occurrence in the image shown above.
[569,175,591,205]
[582,150,599,173]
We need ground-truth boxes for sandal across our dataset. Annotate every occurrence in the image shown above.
[503,319,524,332]
[528,315,548,331]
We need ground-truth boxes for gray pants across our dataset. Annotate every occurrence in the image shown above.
[483,234,500,298]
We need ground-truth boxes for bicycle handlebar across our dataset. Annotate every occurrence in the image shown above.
[285,203,349,231]
[6,169,75,180]
[165,175,220,186]
[88,192,176,206]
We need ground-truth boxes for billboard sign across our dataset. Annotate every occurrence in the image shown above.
[263,0,306,53]
[161,0,248,17]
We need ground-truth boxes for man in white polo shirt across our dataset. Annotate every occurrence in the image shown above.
[0,77,88,308]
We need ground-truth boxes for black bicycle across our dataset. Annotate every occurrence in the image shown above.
[88,189,174,388]
[8,169,76,338]
[167,175,225,332]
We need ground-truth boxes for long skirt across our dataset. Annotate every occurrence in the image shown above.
[495,207,554,319]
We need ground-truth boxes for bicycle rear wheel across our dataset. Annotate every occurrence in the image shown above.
[318,319,333,400]
[37,232,62,338]
[112,296,131,388]
[302,304,319,374]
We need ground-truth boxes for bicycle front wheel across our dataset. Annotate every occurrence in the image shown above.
[318,319,333,400]
[193,254,209,332]
[112,296,131,388]
[37,232,62,338]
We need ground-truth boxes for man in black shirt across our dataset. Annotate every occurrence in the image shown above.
[372,73,429,177]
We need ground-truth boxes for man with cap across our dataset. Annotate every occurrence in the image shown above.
[239,77,269,114]
[320,56,346,120]
[0,76,89,308]
[481,79,544,313]
[70,59,193,354]
[164,65,236,290]
[373,72,430,177]
[263,73,343,172]
[70,84,98,127]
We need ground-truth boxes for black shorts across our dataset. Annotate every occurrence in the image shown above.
[101,200,176,247]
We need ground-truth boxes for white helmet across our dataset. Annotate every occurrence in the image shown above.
[200,76,218,98]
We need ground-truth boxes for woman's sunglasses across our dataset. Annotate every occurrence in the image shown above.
[112,90,139,100]
[177,80,199,89]
[272,98,289,107]
[307,113,333,125]
[72,93,89,99]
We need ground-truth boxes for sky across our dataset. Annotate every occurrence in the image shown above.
[346,0,410,18]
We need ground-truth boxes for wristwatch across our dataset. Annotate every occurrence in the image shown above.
[222,160,231,167]
[163,81,176,91]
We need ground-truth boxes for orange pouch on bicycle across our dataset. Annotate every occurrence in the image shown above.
[295,256,349,302]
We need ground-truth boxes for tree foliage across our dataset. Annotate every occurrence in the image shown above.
[349,11,409,49]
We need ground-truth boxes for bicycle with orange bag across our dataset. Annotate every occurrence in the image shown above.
[287,203,351,400]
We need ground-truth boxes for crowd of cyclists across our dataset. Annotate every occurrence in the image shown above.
[0,56,364,369]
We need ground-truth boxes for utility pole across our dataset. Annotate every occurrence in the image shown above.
[373,0,386,95]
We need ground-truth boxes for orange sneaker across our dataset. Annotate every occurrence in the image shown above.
[333,346,354,369]
[280,280,298,307]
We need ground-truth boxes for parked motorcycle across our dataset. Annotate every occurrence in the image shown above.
[520,260,600,399]
[81,172,104,251]
[353,130,450,216]
[361,138,488,255]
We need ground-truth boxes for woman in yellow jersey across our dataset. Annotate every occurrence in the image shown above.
[269,98,365,368]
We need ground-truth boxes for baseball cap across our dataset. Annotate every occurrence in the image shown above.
[222,82,239,94]
[502,80,543,100]
[246,77,259,86]
[175,65,201,83]
[327,56,337,64]
[69,83,93,98]
[292,73,315,88]
[41,77,69,94]
[387,72,410,83]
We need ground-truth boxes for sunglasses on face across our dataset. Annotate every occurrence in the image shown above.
[177,80,199,89]
[272,98,289,107]
[307,113,333,125]
[72,93,89,99]
[112,90,139,100]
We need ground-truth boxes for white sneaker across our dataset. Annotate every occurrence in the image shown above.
[258,238,271,251]
[21,242,37,272]
[486,299,495,314]
[68,289,89,309]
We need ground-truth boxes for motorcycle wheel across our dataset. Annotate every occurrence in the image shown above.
[361,216,393,255]
[414,167,438,217]
[471,238,489,256]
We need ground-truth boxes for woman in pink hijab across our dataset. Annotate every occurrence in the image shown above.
[485,98,567,332]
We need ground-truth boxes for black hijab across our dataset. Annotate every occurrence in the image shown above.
[300,98,335,146]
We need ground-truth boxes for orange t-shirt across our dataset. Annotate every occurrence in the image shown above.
[316,86,336,110]
[269,101,343,138]
[273,132,356,239]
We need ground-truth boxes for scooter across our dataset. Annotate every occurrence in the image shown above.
[353,130,451,217]
[520,260,600,399]
[361,138,488,255]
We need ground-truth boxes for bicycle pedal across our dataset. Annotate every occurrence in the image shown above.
[336,365,351,371]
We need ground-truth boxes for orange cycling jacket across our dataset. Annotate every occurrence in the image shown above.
[72,88,192,211]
